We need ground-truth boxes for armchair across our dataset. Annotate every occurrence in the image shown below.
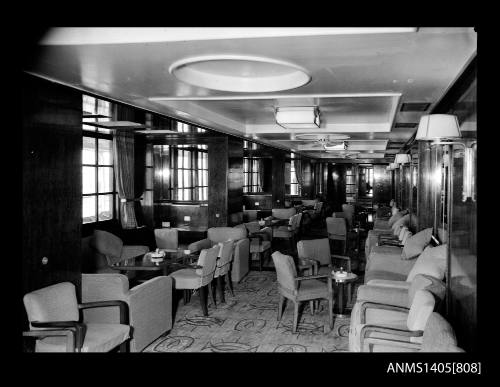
[272,251,334,333]
[212,240,235,305]
[81,273,173,352]
[23,282,130,352]
[349,276,445,352]
[154,228,178,251]
[187,227,249,283]
[91,230,149,277]
[272,213,301,253]
[326,217,347,254]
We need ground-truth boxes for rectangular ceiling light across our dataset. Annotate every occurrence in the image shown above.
[275,107,320,129]
[324,142,347,151]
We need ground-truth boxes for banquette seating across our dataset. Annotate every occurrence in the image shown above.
[188,226,250,283]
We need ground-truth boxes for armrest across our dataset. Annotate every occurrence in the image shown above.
[359,302,409,324]
[30,321,86,351]
[298,258,319,275]
[296,274,330,281]
[363,337,421,352]
[79,300,129,324]
[23,329,76,352]
[187,238,212,252]
[360,324,423,351]
[356,285,409,308]
[365,279,411,289]
[379,241,403,247]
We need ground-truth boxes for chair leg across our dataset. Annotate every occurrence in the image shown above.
[347,283,352,306]
[226,272,235,297]
[309,300,314,316]
[199,285,209,316]
[119,339,129,353]
[183,290,189,305]
[208,282,217,308]
[217,276,226,303]
[328,297,334,330]
[293,301,299,333]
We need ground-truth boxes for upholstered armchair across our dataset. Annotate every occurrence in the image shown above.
[297,238,351,275]
[170,246,220,316]
[243,221,272,271]
[23,282,130,352]
[81,273,173,352]
[326,217,348,254]
[272,251,334,333]
[350,288,438,352]
[265,207,297,222]
[91,230,149,276]
[187,227,249,283]
[272,213,301,252]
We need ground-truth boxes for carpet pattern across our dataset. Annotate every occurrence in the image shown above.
[144,271,363,352]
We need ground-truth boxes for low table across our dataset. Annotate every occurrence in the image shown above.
[111,249,198,276]
[331,272,358,318]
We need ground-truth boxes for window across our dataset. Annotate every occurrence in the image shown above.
[243,157,262,193]
[290,153,301,196]
[82,95,116,224]
[175,121,206,133]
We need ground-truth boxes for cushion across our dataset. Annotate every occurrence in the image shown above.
[92,230,124,264]
[170,268,202,289]
[208,227,246,243]
[406,244,447,282]
[421,313,458,352]
[387,211,403,227]
[36,323,130,352]
[401,228,433,260]
[391,214,409,236]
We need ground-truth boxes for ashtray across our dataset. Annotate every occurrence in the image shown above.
[333,271,347,278]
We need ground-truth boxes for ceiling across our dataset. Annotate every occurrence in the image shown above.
[27,27,477,162]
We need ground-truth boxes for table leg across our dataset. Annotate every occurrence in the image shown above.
[334,282,349,318]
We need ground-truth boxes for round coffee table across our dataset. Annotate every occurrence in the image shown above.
[331,272,358,317]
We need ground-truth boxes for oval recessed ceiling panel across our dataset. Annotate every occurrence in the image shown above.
[294,134,351,141]
[169,55,311,92]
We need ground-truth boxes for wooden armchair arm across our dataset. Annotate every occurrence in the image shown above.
[298,258,319,275]
[360,324,423,352]
[23,329,77,352]
[359,302,409,324]
[79,300,129,325]
[296,274,332,289]
[30,321,86,351]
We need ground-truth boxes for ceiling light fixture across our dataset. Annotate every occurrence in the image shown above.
[394,153,411,164]
[169,55,311,93]
[275,106,320,129]
[323,141,347,151]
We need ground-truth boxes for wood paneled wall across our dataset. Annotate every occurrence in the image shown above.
[243,194,273,210]
[227,137,244,221]
[154,203,208,228]
[373,164,391,205]
[22,74,82,299]
[326,164,346,212]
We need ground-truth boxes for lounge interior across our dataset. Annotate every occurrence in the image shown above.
[22,27,477,354]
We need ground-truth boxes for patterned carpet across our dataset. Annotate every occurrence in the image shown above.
[144,270,363,353]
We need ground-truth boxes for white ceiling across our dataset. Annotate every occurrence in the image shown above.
[28,27,477,161]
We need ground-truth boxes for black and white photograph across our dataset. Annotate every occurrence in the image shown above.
[20,26,482,373]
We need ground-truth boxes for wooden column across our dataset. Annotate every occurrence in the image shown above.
[373,164,391,205]
[272,152,285,208]
[227,137,243,225]
[22,74,82,298]
[208,138,228,227]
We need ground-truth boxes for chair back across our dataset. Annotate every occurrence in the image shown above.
[314,201,323,214]
[292,212,303,232]
[421,313,461,352]
[271,251,298,293]
[297,238,331,266]
[342,204,354,228]
[92,230,123,265]
[406,289,436,332]
[154,228,178,250]
[332,211,346,219]
[272,207,296,220]
[244,221,261,235]
[326,217,347,237]
[215,240,235,277]
[23,282,79,329]
[196,245,220,286]
[208,227,247,243]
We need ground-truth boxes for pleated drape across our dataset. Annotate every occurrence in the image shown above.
[113,131,140,229]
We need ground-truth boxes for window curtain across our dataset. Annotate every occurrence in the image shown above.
[294,159,304,187]
[113,131,141,229]
[258,158,265,192]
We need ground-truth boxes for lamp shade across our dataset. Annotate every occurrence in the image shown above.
[275,106,320,129]
[394,153,411,164]
[389,162,398,170]
[415,114,461,141]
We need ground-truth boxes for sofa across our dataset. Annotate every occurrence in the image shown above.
[188,226,250,283]
[82,273,173,352]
